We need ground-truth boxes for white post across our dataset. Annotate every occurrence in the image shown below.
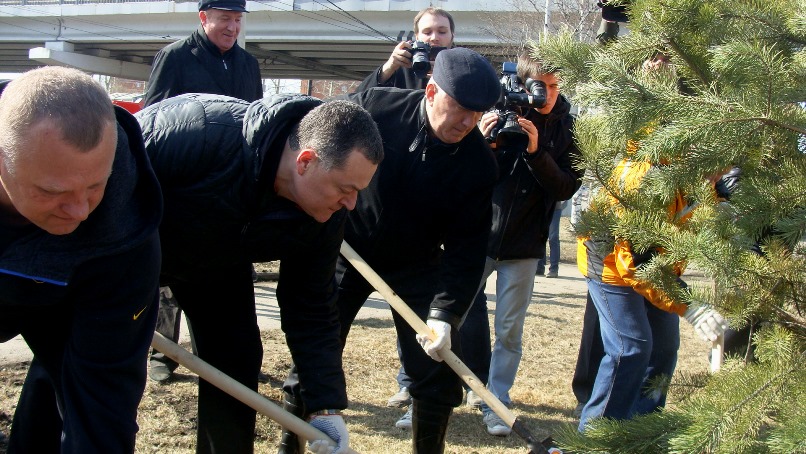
[544,0,551,36]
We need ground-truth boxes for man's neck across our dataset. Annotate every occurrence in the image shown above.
[273,139,296,203]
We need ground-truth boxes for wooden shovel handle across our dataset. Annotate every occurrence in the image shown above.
[151,332,360,454]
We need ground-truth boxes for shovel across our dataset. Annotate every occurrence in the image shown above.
[151,332,360,454]
[340,241,555,454]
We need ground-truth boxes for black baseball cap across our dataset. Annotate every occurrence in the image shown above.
[198,0,248,13]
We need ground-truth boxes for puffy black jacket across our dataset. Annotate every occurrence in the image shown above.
[487,95,583,260]
[136,93,349,409]
[143,27,263,107]
[343,87,498,326]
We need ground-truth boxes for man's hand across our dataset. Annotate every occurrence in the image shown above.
[479,111,499,139]
[683,305,728,342]
[517,116,539,153]
[416,319,451,362]
[307,413,349,454]
[379,41,414,83]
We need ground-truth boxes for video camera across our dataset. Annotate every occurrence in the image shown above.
[408,41,447,78]
[488,62,547,149]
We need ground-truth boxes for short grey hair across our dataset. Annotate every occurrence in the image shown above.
[288,100,383,171]
[0,66,116,173]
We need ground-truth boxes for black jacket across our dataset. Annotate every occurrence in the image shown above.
[136,93,348,410]
[344,88,498,327]
[356,65,427,91]
[143,27,263,107]
[487,95,583,260]
[0,101,163,303]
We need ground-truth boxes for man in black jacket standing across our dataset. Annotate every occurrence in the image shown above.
[281,47,501,454]
[0,67,162,452]
[464,50,583,436]
[137,94,382,453]
[143,0,262,107]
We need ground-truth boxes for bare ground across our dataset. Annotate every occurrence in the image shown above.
[0,219,711,453]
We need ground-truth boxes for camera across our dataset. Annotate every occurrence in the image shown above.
[407,41,447,78]
[489,62,547,149]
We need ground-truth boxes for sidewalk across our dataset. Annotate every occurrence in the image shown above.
[0,262,587,365]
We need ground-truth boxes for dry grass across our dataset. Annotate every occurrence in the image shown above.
[0,219,711,453]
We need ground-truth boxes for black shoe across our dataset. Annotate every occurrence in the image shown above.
[148,362,172,382]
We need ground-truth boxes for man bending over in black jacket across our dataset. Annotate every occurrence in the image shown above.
[0,66,162,452]
[136,94,383,454]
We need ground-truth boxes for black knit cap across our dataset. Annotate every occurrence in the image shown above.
[431,47,500,112]
[198,0,248,12]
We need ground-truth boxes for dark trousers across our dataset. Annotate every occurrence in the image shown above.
[7,358,62,453]
[285,257,465,408]
[2,233,160,453]
[395,289,491,391]
[336,258,465,407]
[149,287,184,370]
[168,262,262,454]
[458,290,492,386]
[571,292,604,405]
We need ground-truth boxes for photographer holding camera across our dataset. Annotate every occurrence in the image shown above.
[356,7,454,91]
[462,50,583,436]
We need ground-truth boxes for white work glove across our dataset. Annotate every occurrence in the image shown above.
[683,304,728,342]
[307,413,349,454]
[416,319,452,362]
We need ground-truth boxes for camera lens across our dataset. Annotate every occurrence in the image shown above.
[525,79,547,108]
[410,41,431,78]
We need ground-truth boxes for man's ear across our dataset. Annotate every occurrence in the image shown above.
[295,148,318,175]
[199,10,208,25]
[425,82,437,104]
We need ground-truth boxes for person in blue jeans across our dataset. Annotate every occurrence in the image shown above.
[576,158,727,431]
[536,200,567,277]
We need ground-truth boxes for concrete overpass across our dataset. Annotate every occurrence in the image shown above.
[0,0,519,81]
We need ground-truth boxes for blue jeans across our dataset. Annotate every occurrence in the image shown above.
[464,257,539,414]
[578,278,680,431]
[537,208,562,274]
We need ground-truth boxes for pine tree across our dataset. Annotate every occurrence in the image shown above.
[533,0,806,452]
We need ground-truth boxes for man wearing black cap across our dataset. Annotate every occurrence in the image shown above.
[142,0,264,384]
[280,47,501,454]
[143,0,262,107]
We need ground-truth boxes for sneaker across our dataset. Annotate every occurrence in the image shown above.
[148,362,172,383]
[546,270,559,278]
[483,412,511,436]
[466,390,483,409]
[395,406,413,430]
[572,402,584,418]
[536,268,545,276]
[387,386,412,407]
